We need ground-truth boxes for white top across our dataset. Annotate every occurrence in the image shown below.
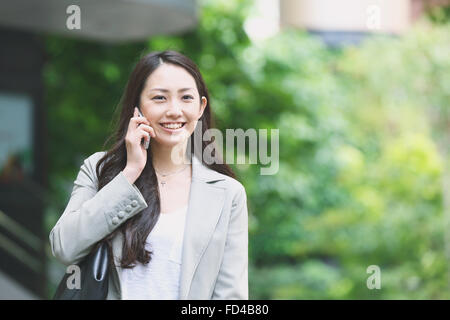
[121,204,188,300]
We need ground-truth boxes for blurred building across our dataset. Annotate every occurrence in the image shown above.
[0,0,198,299]
[280,0,450,47]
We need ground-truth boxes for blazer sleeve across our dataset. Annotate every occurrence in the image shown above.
[212,183,249,300]
[49,151,148,266]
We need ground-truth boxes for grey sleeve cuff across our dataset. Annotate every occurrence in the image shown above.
[102,171,148,231]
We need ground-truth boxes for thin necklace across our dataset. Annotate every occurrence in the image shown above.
[155,164,189,187]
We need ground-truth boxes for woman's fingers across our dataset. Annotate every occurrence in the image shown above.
[138,129,150,145]
[131,116,150,128]
[138,124,156,138]
[126,108,154,150]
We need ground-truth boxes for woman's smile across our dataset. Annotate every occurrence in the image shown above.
[158,121,187,133]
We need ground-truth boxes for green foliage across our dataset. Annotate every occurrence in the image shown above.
[43,0,450,299]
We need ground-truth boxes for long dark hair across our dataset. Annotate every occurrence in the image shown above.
[95,50,236,268]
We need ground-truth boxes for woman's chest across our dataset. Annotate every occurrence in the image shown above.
[158,175,191,213]
[147,206,188,263]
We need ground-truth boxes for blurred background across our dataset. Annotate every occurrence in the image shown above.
[0,0,449,299]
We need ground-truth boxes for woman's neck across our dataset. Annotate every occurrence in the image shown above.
[150,140,190,174]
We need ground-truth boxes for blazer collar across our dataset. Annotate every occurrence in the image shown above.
[190,153,227,184]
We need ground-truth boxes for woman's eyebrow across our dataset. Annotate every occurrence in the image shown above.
[149,88,194,92]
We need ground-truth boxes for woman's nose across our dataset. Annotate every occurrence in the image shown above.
[165,101,183,116]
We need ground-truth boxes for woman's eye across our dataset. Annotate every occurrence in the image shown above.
[183,95,194,100]
[153,96,165,101]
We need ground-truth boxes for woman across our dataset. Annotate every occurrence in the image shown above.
[49,50,248,300]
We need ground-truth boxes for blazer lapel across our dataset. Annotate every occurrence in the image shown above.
[178,154,226,299]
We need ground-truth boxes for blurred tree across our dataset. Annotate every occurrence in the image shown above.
[333,22,449,298]
[426,2,450,23]
[43,0,450,299]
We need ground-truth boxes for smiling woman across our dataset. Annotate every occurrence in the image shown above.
[139,63,208,151]
[49,50,249,300]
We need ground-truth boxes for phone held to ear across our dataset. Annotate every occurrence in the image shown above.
[137,107,150,150]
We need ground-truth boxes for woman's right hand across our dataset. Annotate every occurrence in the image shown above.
[123,107,156,184]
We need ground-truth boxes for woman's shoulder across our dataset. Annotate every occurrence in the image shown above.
[82,151,107,168]
[82,151,247,196]
[87,150,107,162]
[77,151,108,180]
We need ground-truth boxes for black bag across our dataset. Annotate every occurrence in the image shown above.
[53,241,110,300]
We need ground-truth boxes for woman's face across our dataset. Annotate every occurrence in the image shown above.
[139,63,207,147]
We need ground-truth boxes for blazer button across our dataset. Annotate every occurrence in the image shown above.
[118,211,125,219]
[131,200,138,207]
[112,217,120,225]
[125,205,132,213]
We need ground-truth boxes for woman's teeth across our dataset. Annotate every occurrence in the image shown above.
[161,123,184,129]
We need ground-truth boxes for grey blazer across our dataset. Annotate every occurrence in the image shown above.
[49,151,248,300]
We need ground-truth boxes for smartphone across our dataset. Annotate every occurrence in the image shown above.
[137,108,150,150]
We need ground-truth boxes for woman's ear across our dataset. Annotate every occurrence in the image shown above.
[198,96,207,120]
